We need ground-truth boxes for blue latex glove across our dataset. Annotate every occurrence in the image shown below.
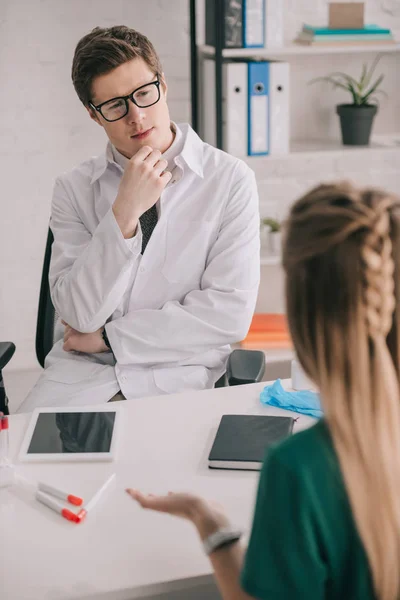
[260,379,323,419]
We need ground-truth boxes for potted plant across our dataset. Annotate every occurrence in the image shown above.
[260,219,271,251]
[261,217,281,255]
[310,56,385,146]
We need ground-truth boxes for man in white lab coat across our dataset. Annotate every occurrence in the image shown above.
[19,25,260,411]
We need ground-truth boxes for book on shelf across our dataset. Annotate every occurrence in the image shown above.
[205,0,283,50]
[240,313,292,349]
[295,23,395,46]
[296,37,395,47]
[246,313,289,331]
[303,24,392,35]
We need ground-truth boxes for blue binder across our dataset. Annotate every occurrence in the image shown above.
[248,61,269,156]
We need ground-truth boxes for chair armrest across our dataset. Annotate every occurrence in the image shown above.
[0,342,16,371]
[226,349,265,386]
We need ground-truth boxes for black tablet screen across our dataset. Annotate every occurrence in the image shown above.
[27,412,116,454]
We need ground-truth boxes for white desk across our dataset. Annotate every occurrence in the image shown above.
[0,381,315,600]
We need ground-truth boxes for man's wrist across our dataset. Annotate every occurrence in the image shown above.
[101,327,112,351]
[112,205,139,239]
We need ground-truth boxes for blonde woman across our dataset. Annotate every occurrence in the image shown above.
[127,182,400,600]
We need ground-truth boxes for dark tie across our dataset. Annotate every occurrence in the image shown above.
[139,204,158,254]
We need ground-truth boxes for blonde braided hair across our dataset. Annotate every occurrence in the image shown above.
[362,200,396,340]
[283,182,400,600]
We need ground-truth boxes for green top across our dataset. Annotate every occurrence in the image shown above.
[241,420,375,599]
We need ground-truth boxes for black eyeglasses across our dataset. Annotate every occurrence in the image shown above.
[89,79,161,122]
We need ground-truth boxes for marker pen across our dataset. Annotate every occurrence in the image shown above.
[36,490,80,523]
[37,482,83,506]
[75,473,116,523]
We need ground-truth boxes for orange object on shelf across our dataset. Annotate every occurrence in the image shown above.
[240,313,292,349]
[241,341,292,349]
[246,313,288,331]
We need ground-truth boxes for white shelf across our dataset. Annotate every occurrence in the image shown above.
[290,138,398,154]
[260,255,281,266]
[199,42,400,59]
[240,138,400,162]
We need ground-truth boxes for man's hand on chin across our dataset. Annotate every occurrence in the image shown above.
[62,321,108,353]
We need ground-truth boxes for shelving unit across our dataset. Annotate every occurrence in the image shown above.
[188,0,399,153]
[189,0,224,147]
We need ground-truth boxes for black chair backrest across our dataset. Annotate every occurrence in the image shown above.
[36,228,55,368]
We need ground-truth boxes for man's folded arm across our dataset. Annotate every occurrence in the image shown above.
[49,177,142,333]
[106,169,261,365]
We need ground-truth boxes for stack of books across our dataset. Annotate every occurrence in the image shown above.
[240,313,292,349]
[295,24,395,47]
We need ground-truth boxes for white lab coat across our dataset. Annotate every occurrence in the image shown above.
[19,124,260,411]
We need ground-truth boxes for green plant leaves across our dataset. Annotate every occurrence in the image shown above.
[262,218,281,232]
[308,57,385,106]
[360,73,384,104]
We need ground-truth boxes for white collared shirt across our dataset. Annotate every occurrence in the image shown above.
[19,123,260,410]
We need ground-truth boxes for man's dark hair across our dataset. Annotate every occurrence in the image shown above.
[72,25,163,106]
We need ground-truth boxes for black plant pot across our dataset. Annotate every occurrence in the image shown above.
[336,104,378,146]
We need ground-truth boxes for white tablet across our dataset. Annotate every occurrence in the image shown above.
[19,406,121,462]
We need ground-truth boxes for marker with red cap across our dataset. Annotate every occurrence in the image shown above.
[35,473,115,524]
[36,490,81,523]
[0,412,15,488]
[37,482,83,507]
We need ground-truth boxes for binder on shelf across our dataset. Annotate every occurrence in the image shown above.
[269,62,290,155]
[265,0,284,48]
[248,61,269,156]
[201,59,290,158]
[225,62,248,155]
[202,59,247,156]
[205,0,265,49]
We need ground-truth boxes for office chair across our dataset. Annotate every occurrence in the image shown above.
[36,228,265,387]
[0,342,16,415]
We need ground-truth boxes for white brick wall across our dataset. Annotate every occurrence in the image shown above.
[1,0,399,370]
